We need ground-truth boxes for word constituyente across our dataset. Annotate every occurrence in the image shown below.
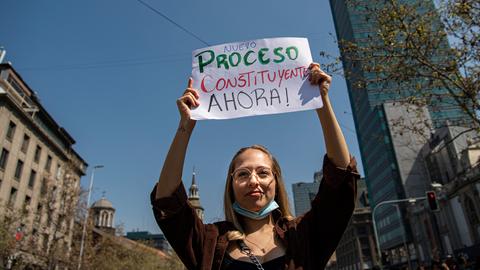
[195,46,299,73]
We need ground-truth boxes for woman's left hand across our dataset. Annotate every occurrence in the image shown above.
[308,63,331,97]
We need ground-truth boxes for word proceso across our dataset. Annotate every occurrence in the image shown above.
[195,45,299,73]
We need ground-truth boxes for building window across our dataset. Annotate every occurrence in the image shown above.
[34,145,42,163]
[7,75,25,97]
[21,134,30,153]
[0,148,9,170]
[40,178,47,195]
[14,160,24,180]
[28,170,37,189]
[9,187,17,205]
[24,195,31,210]
[45,155,52,172]
[6,121,16,141]
[56,164,63,180]
[42,234,49,250]
[37,203,43,215]
[52,186,58,201]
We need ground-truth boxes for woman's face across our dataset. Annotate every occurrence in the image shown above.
[232,149,276,212]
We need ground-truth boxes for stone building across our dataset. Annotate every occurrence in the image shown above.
[409,125,480,261]
[334,179,379,270]
[0,62,87,267]
[91,193,116,235]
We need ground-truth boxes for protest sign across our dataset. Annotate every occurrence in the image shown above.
[190,37,323,120]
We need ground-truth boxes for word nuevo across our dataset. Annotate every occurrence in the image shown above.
[195,46,299,73]
[223,41,256,53]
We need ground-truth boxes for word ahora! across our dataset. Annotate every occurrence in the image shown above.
[208,87,290,113]
[195,46,299,73]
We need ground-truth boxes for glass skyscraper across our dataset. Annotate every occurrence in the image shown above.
[328,0,471,257]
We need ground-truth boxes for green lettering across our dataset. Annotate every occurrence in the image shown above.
[229,52,241,67]
[244,50,257,66]
[195,50,215,73]
[286,46,298,60]
[216,54,229,70]
[258,48,270,65]
[273,47,285,63]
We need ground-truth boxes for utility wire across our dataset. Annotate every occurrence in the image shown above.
[18,54,190,71]
[135,0,210,46]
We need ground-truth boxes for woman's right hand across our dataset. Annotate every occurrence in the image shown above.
[176,78,199,133]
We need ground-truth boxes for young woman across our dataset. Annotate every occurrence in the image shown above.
[151,63,359,270]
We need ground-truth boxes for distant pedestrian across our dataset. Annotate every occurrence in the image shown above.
[474,255,480,270]
[446,255,457,270]
[431,260,442,270]
[457,255,467,270]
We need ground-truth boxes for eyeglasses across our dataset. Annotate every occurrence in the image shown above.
[231,167,274,182]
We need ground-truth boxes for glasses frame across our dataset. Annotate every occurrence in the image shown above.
[231,166,275,182]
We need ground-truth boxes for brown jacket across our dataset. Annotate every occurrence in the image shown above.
[151,155,359,270]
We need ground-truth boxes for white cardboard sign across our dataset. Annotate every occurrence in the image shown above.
[190,37,323,120]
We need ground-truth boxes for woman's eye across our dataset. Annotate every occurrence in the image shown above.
[237,171,250,178]
[258,170,270,177]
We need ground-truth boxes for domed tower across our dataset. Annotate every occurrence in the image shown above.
[188,168,204,221]
[91,192,116,235]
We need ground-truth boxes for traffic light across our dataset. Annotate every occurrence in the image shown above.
[426,191,439,211]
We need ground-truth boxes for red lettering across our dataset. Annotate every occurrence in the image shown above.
[226,77,238,89]
[201,75,214,93]
[238,74,247,88]
[267,71,276,82]
[258,70,268,84]
[216,78,226,91]
[284,69,291,80]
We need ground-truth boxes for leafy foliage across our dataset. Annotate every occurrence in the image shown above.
[323,0,479,132]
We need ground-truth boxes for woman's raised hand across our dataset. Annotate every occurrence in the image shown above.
[176,78,199,133]
[308,63,331,97]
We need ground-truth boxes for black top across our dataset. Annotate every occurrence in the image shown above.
[221,253,285,270]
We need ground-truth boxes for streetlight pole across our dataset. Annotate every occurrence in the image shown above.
[77,165,104,270]
[392,204,413,270]
[372,197,425,269]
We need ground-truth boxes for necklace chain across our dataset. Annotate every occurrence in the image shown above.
[238,240,265,270]
[245,236,273,254]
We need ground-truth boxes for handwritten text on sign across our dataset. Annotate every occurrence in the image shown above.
[190,37,323,120]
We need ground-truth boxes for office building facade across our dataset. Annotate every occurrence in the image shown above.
[292,170,321,216]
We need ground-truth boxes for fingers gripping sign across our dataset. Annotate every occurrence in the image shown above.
[308,63,331,97]
[177,78,199,132]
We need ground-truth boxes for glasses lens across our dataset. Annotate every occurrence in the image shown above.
[256,167,273,179]
[233,168,251,180]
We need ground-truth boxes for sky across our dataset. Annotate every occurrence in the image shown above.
[1,0,364,234]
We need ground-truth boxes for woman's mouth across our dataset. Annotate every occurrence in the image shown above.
[246,190,263,197]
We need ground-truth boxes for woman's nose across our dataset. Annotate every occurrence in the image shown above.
[247,174,260,187]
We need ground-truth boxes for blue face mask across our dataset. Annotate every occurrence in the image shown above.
[232,200,279,220]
